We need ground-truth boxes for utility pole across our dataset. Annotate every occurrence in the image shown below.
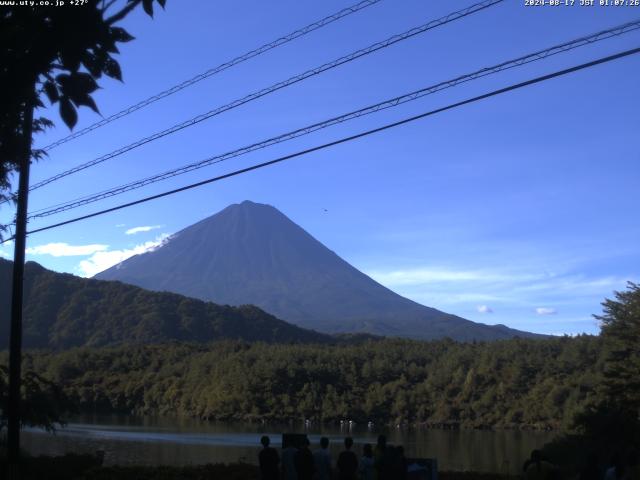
[7,86,34,476]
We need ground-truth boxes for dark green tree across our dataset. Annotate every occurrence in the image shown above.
[0,0,166,208]
[0,365,72,432]
[0,0,167,467]
[565,282,640,449]
[596,282,640,415]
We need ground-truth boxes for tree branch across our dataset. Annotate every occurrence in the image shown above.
[105,0,142,25]
[102,0,118,14]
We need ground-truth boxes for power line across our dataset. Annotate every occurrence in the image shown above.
[26,0,504,193]
[5,46,635,243]
[40,0,385,152]
[26,19,640,220]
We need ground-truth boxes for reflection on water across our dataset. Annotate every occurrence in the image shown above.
[22,415,556,474]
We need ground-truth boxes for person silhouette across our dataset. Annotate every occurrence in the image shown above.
[359,443,375,480]
[337,437,358,480]
[282,438,298,480]
[523,449,558,479]
[313,436,332,480]
[626,449,639,479]
[258,435,280,480]
[578,451,600,480]
[294,437,314,480]
[604,452,625,480]
[394,445,408,479]
[374,435,386,463]
[374,435,394,480]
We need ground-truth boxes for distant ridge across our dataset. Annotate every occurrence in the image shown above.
[96,201,541,341]
[0,258,332,349]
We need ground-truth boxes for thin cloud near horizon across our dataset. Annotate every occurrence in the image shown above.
[26,242,109,257]
[78,233,171,277]
[125,225,163,235]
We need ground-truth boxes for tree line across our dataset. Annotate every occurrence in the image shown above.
[3,334,604,430]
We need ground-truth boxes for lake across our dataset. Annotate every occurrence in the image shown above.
[22,415,556,474]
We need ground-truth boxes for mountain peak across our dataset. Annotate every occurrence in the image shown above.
[202,200,288,226]
[227,199,281,211]
[96,203,541,341]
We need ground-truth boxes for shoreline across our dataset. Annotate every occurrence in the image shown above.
[56,412,561,433]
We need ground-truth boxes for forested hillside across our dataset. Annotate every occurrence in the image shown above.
[15,335,603,429]
[0,259,331,348]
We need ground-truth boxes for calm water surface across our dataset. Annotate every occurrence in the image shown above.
[22,415,556,474]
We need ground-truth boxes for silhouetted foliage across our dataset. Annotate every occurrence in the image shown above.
[596,282,640,415]
[0,364,71,432]
[0,0,166,207]
[537,283,640,475]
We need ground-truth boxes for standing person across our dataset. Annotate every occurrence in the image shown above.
[393,446,408,480]
[337,437,358,480]
[313,437,332,480]
[578,451,600,480]
[374,435,393,480]
[604,452,625,480]
[523,450,558,480]
[295,437,315,480]
[374,435,387,469]
[374,435,385,479]
[359,444,375,480]
[258,435,280,480]
[626,449,640,480]
[282,439,298,480]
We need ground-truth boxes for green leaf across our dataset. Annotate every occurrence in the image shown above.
[142,0,154,17]
[71,72,99,94]
[59,97,78,130]
[110,27,135,43]
[43,81,59,104]
[58,73,100,109]
[71,93,100,115]
[60,50,82,72]
[105,43,120,54]
[103,58,122,81]
[55,73,71,88]
[82,52,102,78]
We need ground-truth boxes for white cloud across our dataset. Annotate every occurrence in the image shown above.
[78,233,170,277]
[367,268,542,286]
[535,307,557,316]
[514,276,627,294]
[26,243,109,257]
[116,224,126,228]
[368,268,549,286]
[477,305,493,314]
[125,225,162,235]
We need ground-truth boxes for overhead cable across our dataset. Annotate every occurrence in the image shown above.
[26,0,504,193]
[4,45,634,243]
[27,19,640,220]
[41,0,385,151]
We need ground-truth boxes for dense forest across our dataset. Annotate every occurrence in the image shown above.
[8,335,604,430]
[0,257,635,433]
[0,259,332,348]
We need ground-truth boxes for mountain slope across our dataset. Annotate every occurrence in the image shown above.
[0,258,331,349]
[96,201,539,341]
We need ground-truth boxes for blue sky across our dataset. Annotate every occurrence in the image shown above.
[1,0,639,335]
